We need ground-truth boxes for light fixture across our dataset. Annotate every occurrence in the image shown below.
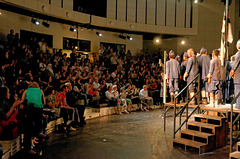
[42,21,50,28]
[155,39,160,43]
[119,33,126,39]
[181,40,185,45]
[96,31,102,37]
[0,12,2,15]
[194,0,198,3]
[127,35,133,40]
[70,26,77,32]
[31,18,40,26]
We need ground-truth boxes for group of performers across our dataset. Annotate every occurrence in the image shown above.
[166,39,240,109]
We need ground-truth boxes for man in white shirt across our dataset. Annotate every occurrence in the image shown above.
[139,85,153,108]
[93,78,101,91]
[111,70,118,79]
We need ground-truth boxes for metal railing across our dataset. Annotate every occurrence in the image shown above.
[173,74,201,138]
[230,92,240,153]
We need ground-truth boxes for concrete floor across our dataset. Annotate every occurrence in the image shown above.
[16,109,231,159]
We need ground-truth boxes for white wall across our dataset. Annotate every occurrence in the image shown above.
[0,10,143,56]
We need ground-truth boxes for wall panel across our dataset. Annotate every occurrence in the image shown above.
[147,0,155,25]
[117,0,126,21]
[156,0,166,26]
[137,0,146,23]
[127,0,136,22]
[166,0,175,27]
[107,0,116,19]
[176,0,185,27]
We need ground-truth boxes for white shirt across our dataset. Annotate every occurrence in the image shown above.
[106,91,114,100]
[111,72,116,78]
[139,89,148,98]
[93,82,101,90]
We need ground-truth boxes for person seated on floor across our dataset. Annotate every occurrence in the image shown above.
[139,85,153,111]
[120,87,132,113]
[105,85,121,115]
[57,85,76,132]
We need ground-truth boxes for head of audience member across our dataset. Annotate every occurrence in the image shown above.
[0,87,10,103]
[107,85,112,92]
[46,87,55,96]
[183,52,188,61]
[143,85,148,91]
[65,82,72,91]
[60,84,68,94]
[237,39,240,50]
[112,85,117,91]
[28,82,40,88]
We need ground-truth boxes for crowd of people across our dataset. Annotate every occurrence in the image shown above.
[2,28,240,158]
[0,29,163,157]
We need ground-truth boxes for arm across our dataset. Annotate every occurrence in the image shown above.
[41,90,46,106]
[231,53,240,77]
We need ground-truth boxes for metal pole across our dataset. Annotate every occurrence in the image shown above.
[173,98,176,139]
[230,103,233,153]
[163,50,167,104]
[186,88,189,129]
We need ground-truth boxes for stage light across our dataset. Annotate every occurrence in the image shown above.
[96,32,102,36]
[181,40,185,45]
[42,21,50,28]
[194,0,198,3]
[127,35,133,40]
[156,39,160,43]
[119,34,126,39]
[31,18,40,26]
[70,26,77,32]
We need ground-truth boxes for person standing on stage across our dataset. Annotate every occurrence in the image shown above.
[207,49,221,107]
[183,48,198,105]
[166,50,180,104]
[199,47,211,104]
[180,52,188,103]
[230,39,240,109]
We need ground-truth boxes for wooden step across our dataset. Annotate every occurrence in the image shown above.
[187,121,220,134]
[180,129,214,139]
[180,130,215,147]
[230,151,240,159]
[172,138,207,154]
[194,114,226,126]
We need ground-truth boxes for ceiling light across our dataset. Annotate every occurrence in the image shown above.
[42,21,50,28]
[194,0,198,3]
[127,35,133,40]
[96,32,102,37]
[181,40,185,45]
[156,39,160,43]
[119,34,126,39]
[70,26,77,32]
[31,18,40,26]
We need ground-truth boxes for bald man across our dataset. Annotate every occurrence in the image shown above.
[183,48,199,105]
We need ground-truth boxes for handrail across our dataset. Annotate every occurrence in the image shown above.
[175,74,200,99]
[230,92,240,153]
[173,74,200,139]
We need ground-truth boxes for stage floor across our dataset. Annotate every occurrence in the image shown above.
[13,109,230,159]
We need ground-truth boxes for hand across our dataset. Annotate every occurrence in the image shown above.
[230,71,235,78]
[12,99,22,108]
[208,78,211,84]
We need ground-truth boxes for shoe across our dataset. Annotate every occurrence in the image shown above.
[124,110,129,114]
[144,108,149,112]
[69,126,76,131]
[117,112,122,115]
[202,98,208,105]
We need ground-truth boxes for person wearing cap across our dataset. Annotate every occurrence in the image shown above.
[207,49,222,107]
[184,48,198,105]
[166,50,180,103]
[199,47,211,104]
[230,39,240,109]
[180,52,189,102]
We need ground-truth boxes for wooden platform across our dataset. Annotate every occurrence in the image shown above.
[165,102,240,113]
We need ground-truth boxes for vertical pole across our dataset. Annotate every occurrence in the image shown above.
[198,75,200,113]
[230,103,233,153]
[173,98,176,139]
[163,51,167,104]
[163,50,167,131]
[186,88,189,129]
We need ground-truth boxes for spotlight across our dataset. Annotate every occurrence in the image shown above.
[194,0,198,3]
[155,39,160,43]
[42,21,50,28]
[31,18,40,26]
[96,32,102,37]
[181,40,185,45]
[127,35,133,40]
[70,26,77,32]
[119,34,126,39]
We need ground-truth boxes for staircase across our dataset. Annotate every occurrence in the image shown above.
[230,142,240,159]
[172,114,227,154]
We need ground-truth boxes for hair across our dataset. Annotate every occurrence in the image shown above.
[169,55,175,59]
[45,86,54,96]
[200,51,207,55]
[60,84,67,91]
[143,85,147,89]
[28,82,40,88]
[212,49,220,57]
[0,86,8,103]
